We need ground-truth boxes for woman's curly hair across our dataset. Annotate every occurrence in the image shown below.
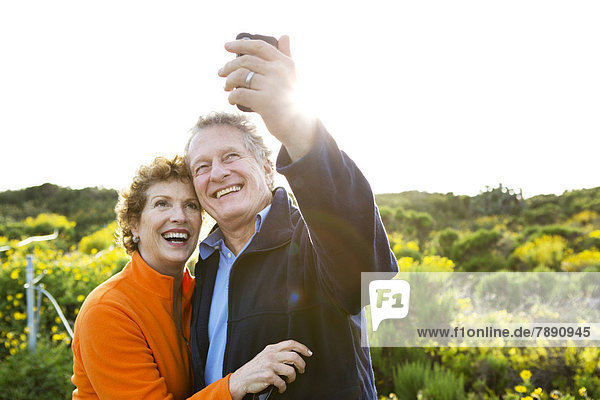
[115,155,195,255]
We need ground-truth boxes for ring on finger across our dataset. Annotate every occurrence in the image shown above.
[245,70,255,89]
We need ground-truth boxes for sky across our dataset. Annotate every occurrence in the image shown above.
[1,1,598,199]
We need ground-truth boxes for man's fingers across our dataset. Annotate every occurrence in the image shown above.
[224,39,279,61]
[277,35,291,57]
[273,339,313,358]
[227,87,255,108]
[218,54,268,78]
[224,69,263,92]
[274,362,297,383]
[284,353,307,374]
[271,375,288,394]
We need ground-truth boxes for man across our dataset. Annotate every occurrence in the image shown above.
[186,35,398,399]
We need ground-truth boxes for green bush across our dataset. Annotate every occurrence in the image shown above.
[393,247,423,261]
[372,347,427,394]
[392,360,429,399]
[0,243,127,359]
[436,228,459,258]
[422,363,465,400]
[451,229,501,263]
[0,340,74,400]
[392,360,465,400]
[78,222,118,254]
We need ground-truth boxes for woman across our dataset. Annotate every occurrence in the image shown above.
[71,155,310,399]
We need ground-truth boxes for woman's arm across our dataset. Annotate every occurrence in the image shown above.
[72,304,231,399]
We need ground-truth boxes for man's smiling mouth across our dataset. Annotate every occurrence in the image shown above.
[215,185,241,199]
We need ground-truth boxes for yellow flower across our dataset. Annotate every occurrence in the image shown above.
[77,295,85,302]
[10,269,19,280]
[6,295,13,301]
[515,385,527,393]
[579,387,587,396]
[74,273,82,280]
[9,348,17,355]
[6,332,14,339]
[55,316,61,324]
[533,387,543,395]
[16,293,23,299]
[524,397,533,400]
[520,369,532,381]
[13,312,27,320]
[51,326,58,333]
[52,333,64,342]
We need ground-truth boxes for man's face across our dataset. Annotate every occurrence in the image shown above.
[187,125,273,229]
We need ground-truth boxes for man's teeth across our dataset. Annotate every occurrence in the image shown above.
[162,232,189,242]
[216,186,241,199]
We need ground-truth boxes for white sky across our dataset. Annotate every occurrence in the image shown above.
[1,1,598,198]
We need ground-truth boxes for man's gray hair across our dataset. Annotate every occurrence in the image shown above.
[184,112,274,172]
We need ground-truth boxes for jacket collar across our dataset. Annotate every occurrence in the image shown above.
[201,187,295,255]
[127,251,194,300]
[244,187,296,252]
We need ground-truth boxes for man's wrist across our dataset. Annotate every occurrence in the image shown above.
[227,371,243,400]
[279,115,318,162]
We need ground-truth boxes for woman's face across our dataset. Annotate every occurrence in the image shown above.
[131,179,201,275]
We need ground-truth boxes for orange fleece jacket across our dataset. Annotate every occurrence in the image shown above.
[72,251,231,399]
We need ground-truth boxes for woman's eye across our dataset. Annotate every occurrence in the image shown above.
[186,202,200,210]
[154,200,168,208]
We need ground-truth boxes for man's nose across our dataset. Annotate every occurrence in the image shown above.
[209,160,231,182]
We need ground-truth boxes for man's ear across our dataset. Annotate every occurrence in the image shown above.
[264,162,274,188]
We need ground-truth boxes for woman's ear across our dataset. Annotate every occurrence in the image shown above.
[130,219,139,238]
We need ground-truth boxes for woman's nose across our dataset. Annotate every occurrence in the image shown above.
[170,205,187,223]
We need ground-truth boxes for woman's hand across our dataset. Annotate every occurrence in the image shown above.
[228,339,312,400]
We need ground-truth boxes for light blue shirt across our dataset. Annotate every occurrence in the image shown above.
[201,205,271,385]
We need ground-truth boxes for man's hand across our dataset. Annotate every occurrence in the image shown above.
[228,339,312,400]
[219,35,317,162]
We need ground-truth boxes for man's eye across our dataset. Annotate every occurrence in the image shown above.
[195,165,209,175]
[224,153,240,162]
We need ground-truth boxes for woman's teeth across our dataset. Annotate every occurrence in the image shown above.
[162,232,189,243]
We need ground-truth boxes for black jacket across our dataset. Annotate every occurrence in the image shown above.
[190,125,398,399]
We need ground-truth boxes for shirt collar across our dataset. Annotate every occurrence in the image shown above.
[199,204,272,260]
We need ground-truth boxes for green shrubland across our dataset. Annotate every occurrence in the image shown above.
[1,183,599,399]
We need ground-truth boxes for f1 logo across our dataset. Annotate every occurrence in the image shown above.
[369,280,411,331]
